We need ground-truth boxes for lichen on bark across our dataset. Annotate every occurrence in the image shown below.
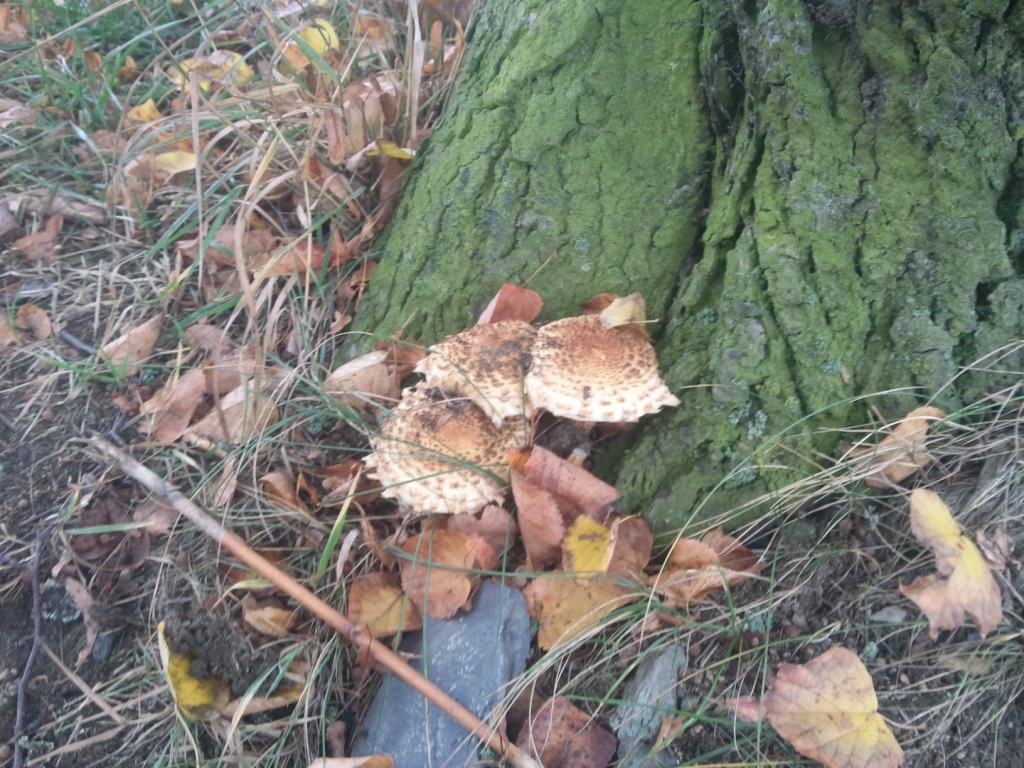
[355,0,1024,534]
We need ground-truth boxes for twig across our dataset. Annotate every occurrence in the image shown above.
[13,536,45,768]
[88,436,543,768]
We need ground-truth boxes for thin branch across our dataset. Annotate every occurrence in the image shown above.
[88,436,542,768]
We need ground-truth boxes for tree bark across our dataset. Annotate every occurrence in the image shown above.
[354,0,1024,532]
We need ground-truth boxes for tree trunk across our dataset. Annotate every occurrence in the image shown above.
[354,0,1024,532]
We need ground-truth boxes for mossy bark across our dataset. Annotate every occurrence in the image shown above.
[354,0,1024,533]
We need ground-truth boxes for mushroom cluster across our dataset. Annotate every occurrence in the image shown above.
[365,296,680,515]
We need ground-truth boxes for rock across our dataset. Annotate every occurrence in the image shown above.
[350,580,531,767]
[608,641,689,768]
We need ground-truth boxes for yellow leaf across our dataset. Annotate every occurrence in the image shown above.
[730,647,904,768]
[562,515,612,576]
[126,98,162,123]
[598,292,647,329]
[523,576,636,650]
[899,489,1002,638]
[366,139,415,160]
[157,621,230,719]
[299,19,340,54]
[152,150,197,176]
[167,50,254,91]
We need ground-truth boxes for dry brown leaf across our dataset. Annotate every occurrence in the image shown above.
[260,469,311,515]
[100,314,164,376]
[400,529,475,619]
[728,647,904,768]
[15,304,51,340]
[187,379,280,444]
[11,214,63,260]
[510,445,620,524]
[861,406,945,487]
[242,596,299,638]
[0,7,29,43]
[324,350,400,408]
[64,578,100,667]
[9,190,105,224]
[523,575,636,650]
[139,368,208,442]
[652,528,761,605]
[607,517,654,580]
[510,471,565,569]
[898,489,1002,638]
[131,496,179,535]
[515,695,617,768]
[476,283,544,325]
[446,504,516,556]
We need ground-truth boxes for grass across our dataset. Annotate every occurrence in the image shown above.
[1,1,1022,767]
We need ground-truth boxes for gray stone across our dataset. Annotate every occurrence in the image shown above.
[608,641,689,768]
[351,580,531,768]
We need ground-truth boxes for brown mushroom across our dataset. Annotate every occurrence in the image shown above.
[364,386,518,515]
[525,315,680,422]
[415,320,536,426]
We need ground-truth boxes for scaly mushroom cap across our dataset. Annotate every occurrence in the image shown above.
[525,315,680,422]
[364,386,517,515]
[415,321,535,426]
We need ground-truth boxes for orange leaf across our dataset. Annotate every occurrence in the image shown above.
[512,445,620,524]
[898,489,1002,638]
[652,528,761,605]
[523,575,636,650]
[476,283,544,324]
[729,647,904,768]
[607,517,653,580]
[15,304,51,340]
[348,571,422,638]
[446,504,517,556]
[515,695,617,768]
[862,406,944,487]
[511,471,565,569]
[242,596,298,638]
[400,530,474,619]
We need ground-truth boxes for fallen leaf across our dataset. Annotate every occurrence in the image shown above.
[523,575,636,650]
[99,314,164,376]
[476,283,544,324]
[515,695,617,768]
[606,517,653,580]
[126,98,162,122]
[11,214,63,260]
[260,469,312,515]
[187,380,280,444]
[9,189,106,223]
[64,578,100,667]
[861,406,945,487]
[510,471,565,569]
[157,620,231,719]
[445,504,517,556]
[349,571,422,637]
[651,528,761,605]
[324,349,400,408]
[400,529,475,619]
[562,515,613,577]
[281,19,341,71]
[131,496,179,535]
[139,367,208,441]
[242,596,299,638]
[728,647,904,768]
[510,445,620,524]
[898,489,1002,638]
[167,50,254,90]
[598,292,649,340]
[15,304,51,340]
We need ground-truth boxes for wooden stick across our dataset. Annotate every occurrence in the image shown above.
[89,436,541,768]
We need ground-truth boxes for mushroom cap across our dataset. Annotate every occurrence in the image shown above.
[364,386,517,515]
[415,320,535,426]
[525,315,680,422]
